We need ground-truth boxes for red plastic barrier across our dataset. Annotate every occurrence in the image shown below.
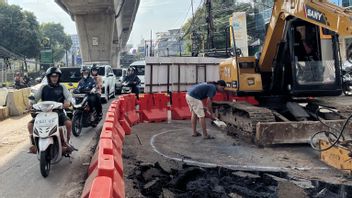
[139,93,169,122]
[120,95,139,126]
[88,177,113,198]
[171,92,191,120]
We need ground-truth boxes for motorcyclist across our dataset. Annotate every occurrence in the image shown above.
[123,67,141,100]
[75,66,101,122]
[90,64,103,119]
[27,67,74,153]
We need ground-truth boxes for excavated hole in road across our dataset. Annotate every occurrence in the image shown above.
[128,161,352,198]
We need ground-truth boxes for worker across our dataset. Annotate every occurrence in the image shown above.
[186,80,226,139]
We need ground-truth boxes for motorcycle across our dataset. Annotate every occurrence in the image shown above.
[121,81,132,94]
[343,66,352,96]
[32,101,75,177]
[71,90,101,137]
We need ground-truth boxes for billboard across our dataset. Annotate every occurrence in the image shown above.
[231,12,249,56]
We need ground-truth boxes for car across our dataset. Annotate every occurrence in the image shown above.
[113,68,123,94]
[60,67,81,90]
[95,64,116,103]
[130,61,145,93]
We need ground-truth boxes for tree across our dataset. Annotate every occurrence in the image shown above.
[40,23,72,62]
[182,0,256,55]
[0,4,41,58]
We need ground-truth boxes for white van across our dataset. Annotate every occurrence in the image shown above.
[130,60,145,93]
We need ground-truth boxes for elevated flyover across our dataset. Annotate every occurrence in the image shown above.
[55,0,139,68]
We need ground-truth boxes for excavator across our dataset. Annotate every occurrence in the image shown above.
[213,0,352,150]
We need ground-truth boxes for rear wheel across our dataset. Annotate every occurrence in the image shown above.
[72,111,83,137]
[40,150,51,177]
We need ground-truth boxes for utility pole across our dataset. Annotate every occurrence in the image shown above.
[205,0,215,50]
[150,30,153,57]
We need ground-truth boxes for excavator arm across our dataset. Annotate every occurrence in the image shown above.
[259,0,352,72]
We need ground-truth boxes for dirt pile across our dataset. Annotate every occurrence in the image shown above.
[128,162,352,198]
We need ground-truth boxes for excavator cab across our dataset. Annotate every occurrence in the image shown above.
[287,19,342,96]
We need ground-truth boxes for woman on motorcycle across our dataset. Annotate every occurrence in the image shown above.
[90,64,103,118]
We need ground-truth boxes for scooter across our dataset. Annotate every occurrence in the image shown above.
[32,101,75,177]
[121,81,132,94]
[71,90,101,137]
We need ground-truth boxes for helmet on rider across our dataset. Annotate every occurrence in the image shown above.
[45,67,62,85]
[91,64,99,76]
[81,65,90,79]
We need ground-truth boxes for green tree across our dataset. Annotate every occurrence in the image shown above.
[40,23,72,62]
[182,0,255,54]
[0,3,40,58]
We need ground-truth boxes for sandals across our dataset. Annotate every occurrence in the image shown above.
[192,132,202,137]
[203,135,215,140]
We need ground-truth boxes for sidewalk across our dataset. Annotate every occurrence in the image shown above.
[0,114,31,158]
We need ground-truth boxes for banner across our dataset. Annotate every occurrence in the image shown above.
[231,12,248,56]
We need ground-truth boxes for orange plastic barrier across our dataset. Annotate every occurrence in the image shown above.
[139,93,169,122]
[120,94,139,126]
[83,139,125,198]
[171,92,191,120]
[88,177,113,198]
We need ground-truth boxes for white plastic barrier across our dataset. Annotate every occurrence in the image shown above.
[0,88,8,106]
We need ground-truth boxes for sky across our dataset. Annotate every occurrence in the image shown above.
[7,0,202,47]
[7,0,341,47]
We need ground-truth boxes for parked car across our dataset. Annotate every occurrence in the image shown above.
[96,65,116,102]
[130,61,145,93]
[113,68,123,94]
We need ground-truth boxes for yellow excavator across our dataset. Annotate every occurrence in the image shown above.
[213,0,352,147]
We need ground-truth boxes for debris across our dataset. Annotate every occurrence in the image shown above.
[232,171,261,179]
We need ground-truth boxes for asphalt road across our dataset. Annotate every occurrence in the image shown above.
[0,100,113,198]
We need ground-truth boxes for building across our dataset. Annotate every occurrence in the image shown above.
[67,34,82,66]
[154,29,184,57]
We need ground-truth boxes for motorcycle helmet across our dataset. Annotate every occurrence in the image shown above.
[80,65,90,73]
[45,67,62,85]
[91,64,99,76]
[45,67,62,78]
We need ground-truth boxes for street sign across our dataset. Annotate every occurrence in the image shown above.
[40,49,53,64]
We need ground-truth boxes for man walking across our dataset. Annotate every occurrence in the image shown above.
[186,80,226,139]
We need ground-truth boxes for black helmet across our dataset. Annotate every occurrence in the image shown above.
[45,67,62,78]
[80,65,90,73]
[91,64,99,72]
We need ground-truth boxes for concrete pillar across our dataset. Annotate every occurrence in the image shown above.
[75,13,115,64]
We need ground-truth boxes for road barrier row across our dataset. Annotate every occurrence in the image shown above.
[82,93,258,197]
[6,87,31,116]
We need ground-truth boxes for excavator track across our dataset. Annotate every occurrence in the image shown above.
[213,101,275,142]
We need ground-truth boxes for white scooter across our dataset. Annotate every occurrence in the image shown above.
[32,101,75,177]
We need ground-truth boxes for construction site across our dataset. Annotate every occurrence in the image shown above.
[3,0,352,198]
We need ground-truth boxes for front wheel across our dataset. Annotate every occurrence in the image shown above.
[72,111,83,137]
[40,150,51,177]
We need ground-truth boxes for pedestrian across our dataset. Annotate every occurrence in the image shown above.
[186,80,226,139]
[14,71,25,89]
